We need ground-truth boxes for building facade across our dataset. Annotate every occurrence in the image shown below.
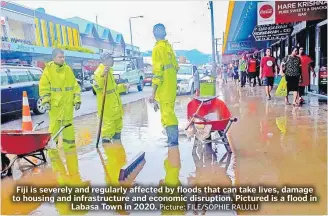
[223,0,327,96]
[66,17,126,56]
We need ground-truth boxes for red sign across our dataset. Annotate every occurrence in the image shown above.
[275,1,327,24]
[1,1,7,7]
[260,5,274,19]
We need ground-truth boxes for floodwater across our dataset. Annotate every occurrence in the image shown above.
[1,81,327,215]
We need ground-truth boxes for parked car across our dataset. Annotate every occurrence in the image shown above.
[143,66,153,86]
[91,57,145,95]
[1,64,46,116]
[77,78,93,92]
[177,64,200,95]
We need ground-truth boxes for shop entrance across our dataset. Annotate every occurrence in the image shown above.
[318,23,327,95]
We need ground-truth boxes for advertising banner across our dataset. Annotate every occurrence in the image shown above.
[257,1,327,25]
[276,1,327,24]
[252,24,293,41]
[258,1,276,25]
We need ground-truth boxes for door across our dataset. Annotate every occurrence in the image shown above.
[1,69,15,114]
[130,61,138,84]
[28,68,43,97]
[7,68,36,112]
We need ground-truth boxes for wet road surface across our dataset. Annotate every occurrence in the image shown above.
[1,81,327,215]
[1,87,152,130]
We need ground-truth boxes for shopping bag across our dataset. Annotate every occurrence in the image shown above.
[275,76,288,97]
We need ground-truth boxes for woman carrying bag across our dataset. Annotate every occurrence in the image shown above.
[280,47,302,106]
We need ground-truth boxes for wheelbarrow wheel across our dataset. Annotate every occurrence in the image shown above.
[1,153,12,179]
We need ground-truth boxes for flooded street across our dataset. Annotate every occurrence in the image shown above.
[1,82,327,215]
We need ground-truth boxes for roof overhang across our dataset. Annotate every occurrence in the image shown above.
[223,1,268,55]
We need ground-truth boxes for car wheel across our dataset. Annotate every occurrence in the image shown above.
[137,78,144,91]
[33,97,46,115]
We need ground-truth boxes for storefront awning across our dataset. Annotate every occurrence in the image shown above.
[223,1,268,55]
[1,42,100,60]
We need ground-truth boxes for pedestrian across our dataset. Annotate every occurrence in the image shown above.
[222,64,228,84]
[93,52,124,143]
[149,23,180,147]
[39,48,81,150]
[239,54,248,87]
[233,61,239,86]
[255,55,262,86]
[280,46,302,106]
[247,54,258,87]
[260,48,277,100]
[193,65,200,93]
[298,47,316,104]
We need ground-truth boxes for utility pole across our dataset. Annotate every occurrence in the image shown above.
[209,1,217,79]
[129,16,144,57]
[215,38,219,65]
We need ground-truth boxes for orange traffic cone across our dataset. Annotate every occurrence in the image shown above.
[22,91,33,131]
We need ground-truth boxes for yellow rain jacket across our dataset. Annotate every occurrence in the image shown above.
[93,64,124,139]
[39,61,81,147]
[39,61,81,120]
[152,40,179,127]
[48,148,90,215]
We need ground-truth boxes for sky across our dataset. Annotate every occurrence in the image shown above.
[14,0,229,54]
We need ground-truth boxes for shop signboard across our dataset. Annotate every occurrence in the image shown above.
[257,1,327,25]
[227,41,252,51]
[252,23,293,41]
[319,67,327,85]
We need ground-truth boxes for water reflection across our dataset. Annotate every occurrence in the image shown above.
[47,148,90,215]
[158,146,186,215]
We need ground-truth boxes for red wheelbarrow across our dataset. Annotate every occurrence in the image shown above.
[185,96,237,153]
[1,121,72,179]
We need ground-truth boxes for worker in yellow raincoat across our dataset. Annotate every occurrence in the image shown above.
[93,52,124,143]
[39,48,81,150]
[149,23,180,147]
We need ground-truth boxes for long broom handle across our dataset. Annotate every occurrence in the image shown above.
[96,71,109,148]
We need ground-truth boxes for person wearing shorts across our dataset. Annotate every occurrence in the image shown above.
[260,48,277,100]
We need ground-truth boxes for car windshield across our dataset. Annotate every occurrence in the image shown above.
[178,65,193,75]
[113,62,126,71]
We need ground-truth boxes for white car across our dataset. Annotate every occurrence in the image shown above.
[177,64,202,95]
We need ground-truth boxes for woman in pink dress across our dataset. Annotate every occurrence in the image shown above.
[298,47,316,104]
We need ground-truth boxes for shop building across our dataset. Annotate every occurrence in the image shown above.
[223,1,327,96]
[1,1,100,79]
[66,17,126,56]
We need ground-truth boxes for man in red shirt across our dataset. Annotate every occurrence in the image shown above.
[248,54,258,87]
[260,48,277,100]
